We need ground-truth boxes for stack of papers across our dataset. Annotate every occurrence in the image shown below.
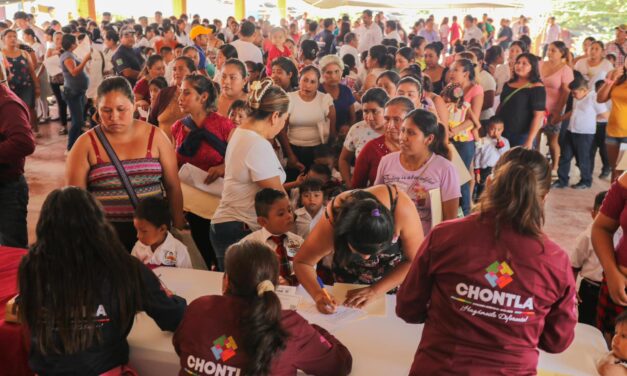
[331,283,387,317]
[297,301,366,332]
[178,163,224,196]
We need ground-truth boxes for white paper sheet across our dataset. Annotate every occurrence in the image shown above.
[331,283,386,317]
[276,286,301,311]
[73,37,91,60]
[178,163,224,197]
[297,301,366,332]
[43,54,62,76]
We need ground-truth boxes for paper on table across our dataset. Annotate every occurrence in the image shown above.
[178,163,224,197]
[180,183,220,220]
[276,285,301,311]
[43,55,62,76]
[331,283,386,317]
[429,188,442,229]
[297,301,366,332]
[74,37,91,60]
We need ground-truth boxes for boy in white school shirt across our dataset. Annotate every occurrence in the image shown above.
[472,116,509,201]
[555,76,610,189]
[131,197,192,268]
[294,178,325,238]
[240,188,303,286]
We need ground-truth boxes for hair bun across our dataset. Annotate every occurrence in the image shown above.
[248,78,274,110]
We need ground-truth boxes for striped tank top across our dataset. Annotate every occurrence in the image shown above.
[87,126,163,222]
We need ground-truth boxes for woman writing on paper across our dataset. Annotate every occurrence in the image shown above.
[375,109,460,236]
[173,241,352,376]
[172,74,235,270]
[396,148,577,374]
[293,181,423,314]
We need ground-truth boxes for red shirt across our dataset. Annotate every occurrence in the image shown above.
[397,214,577,375]
[266,44,292,76]
[133,78,150,103]
[0,85,34,182]
[600,180,627,267]
[173,295,352,376]
[450,22,461,43]
[352,135,390,188]
[171,112,235,171]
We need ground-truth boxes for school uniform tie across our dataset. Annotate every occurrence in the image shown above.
[270,235,295,285]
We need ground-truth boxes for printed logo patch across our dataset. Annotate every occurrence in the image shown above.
[484,261,514,289]
[211,335,238,362]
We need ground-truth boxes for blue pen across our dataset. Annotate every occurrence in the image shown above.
[317,277,335,309]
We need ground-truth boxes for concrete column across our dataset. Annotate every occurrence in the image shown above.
[173,0,187,17]
[234,0,245,21]
[277,0,286,20]
[75,0,96,19]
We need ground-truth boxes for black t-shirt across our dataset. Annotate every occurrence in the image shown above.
[111,45,144,86]
[498,83,546,137]
[497,26,513,49]
[27,264,186,375]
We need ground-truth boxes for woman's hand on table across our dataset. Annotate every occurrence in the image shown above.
[344,286,380,309]
[205,164,225,184]
[314,290,338,314]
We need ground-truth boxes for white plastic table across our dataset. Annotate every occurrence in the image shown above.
[128,268,607,375]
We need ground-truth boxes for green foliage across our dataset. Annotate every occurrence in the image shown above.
[554,0,627,40]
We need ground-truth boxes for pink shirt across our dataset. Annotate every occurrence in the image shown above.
[541,64,574,114]
[397,214,577,375]
[374,152,460,235]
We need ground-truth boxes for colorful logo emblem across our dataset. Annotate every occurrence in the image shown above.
[211,335,238,362]
[484,261,514,289]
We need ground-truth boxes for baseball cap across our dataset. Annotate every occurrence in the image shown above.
[616,24,627,32]
[190,25,212,40]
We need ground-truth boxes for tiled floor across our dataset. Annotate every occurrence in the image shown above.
[24,121,612,252]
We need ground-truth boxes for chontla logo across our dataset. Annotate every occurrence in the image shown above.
[186,355,241,376]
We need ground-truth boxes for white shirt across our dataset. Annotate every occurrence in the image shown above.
[339,44,360,65]
[86,48,107,100]
[131,232,192,268]
[574,59,614,87]
[477,70,497,120]
[384,31,402,43]
[544,24,561,45]
[494,63,510,95]
[241,227,304,274]
[230,39,263,65]
[357,23,383,53]
[568,223,622,283]
[293,206,324,239]
[212,129,286,229]
[473,136,510,169]
[343,120,381,158]
[569,91,609,134]
[463,26,483,42]
[287,91,334,147]
[165,59,175,85]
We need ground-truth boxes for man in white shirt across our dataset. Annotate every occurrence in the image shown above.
[542,17,561,58]
[384,20,401,44]
[229,21,263,65]
[339,32,360,65]
[462,15,483,43]
[357,9,383,53]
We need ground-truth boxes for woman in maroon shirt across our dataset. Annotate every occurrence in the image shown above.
[352,97,414,188]
[172,74,235,269]
[397,147,577,375]
[173,241,352,376]
[133,54,165,111]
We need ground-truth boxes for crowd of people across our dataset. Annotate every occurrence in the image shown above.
[1,7,627,376]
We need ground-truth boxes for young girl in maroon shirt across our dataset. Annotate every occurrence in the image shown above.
[173,241,352,376]
[397,147,577,375]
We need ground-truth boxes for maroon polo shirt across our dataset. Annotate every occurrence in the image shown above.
[0,85,34,182]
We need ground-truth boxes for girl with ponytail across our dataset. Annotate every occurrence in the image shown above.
[173,241,352,376]
[397,147,577,375]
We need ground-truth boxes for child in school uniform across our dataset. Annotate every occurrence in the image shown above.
[569,191,623,327]
[597,311,627,376]
[294,178,326,238]
[131,197,192,268]
[241,188,304,286]
[173,241,352,376]
[592,79,612,179]
[286,163,334,209]
[555,76,610,189]
[472,116,510,201]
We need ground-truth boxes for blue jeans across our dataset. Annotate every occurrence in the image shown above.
[557,131,594,186]
[64,88,86,151]
[504,132,529,148]
[0,175,29,248]
[210,221,252,271]
[452,140,475,216]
